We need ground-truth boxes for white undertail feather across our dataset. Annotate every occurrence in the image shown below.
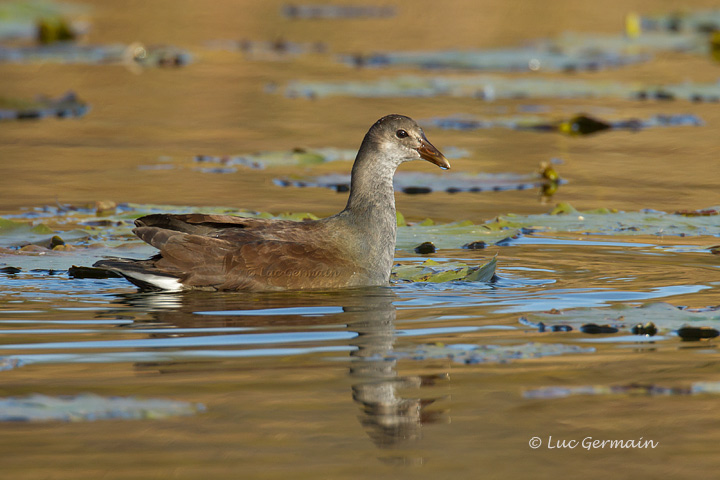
[126,272,184,292]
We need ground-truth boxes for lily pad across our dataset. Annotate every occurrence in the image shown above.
[275,170,561,194]
[283,75,720,103]
[490,203,720,237]
[188,146,468,172]
[342,44,648,73]
[396,223,517,250]
[391,256,497,284]
[0,393,204,422]
[425,113,703,135]
[0,0,88,42]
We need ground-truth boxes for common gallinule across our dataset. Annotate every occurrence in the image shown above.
[94,114,449,291]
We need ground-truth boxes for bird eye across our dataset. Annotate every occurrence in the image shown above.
[396,129,408,138]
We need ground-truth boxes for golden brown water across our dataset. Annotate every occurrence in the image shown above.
[2,1,720,478]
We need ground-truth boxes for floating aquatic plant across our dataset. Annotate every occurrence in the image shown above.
[425,113,703,135]
[0,42,191,67]
[490,202,720,237]
[275,169,562,194]
[189,146,468,172]
[283,75,720,102]
[639,9,720,33]
[0,91,88,121]
[391,256,497,284]
[519,302,720,338]
[0,0,88,42]
[341,28,709,73]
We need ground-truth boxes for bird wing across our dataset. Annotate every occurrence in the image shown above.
[134,213,298,237]
[133,226,362,291]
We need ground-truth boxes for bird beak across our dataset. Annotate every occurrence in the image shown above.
[417,135,450,170]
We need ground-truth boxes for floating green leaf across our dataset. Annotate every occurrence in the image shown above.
[391,255,497,284]
[491,203,720,237]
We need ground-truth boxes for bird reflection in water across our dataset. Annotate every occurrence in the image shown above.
[102,288,449,449]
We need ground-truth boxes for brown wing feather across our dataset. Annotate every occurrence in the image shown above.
[135,213,301,237]
[129,214,363,291]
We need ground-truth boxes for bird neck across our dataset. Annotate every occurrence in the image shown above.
[337,143,399,280]
[343,147,398,231]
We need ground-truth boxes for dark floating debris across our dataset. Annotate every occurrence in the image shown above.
[462,241,487,250]
[580,323,620,334]
[0,91,88,122]
[282,4,396,19]
[631,322,658,336]
[676,326,720,341]
[207,38,327,59]
[522,303,720,341]
[414,242,436,255]
[68,265,122,280]
[519,317,573,333]
[36,17,76,44]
